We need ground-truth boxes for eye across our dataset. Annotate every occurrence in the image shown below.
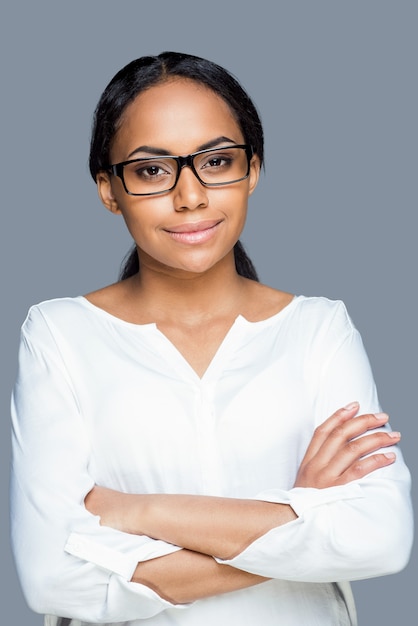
[207,156,227,167]
[133,163,170,180]
[201,153,233,170]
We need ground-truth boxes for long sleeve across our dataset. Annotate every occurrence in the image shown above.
[10,306,187,622]
[216,301,413,581]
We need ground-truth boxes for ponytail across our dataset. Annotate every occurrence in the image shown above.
[119,241,259,281]
[119,246,139,280]
[233,240,259,281]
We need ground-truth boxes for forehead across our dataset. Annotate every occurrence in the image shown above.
[111,79,243,159]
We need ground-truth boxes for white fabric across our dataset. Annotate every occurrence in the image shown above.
[10,295,412,625]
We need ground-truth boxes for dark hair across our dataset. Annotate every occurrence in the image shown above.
[89,51,263,281]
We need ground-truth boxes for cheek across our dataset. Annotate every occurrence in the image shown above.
[117,197,169,235]
[213,185,250,212]
[223,189,250,228]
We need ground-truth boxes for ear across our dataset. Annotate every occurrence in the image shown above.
[248,154,261,196]
[96,171,122,215]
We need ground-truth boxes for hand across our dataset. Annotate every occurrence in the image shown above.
[294,402,400,489]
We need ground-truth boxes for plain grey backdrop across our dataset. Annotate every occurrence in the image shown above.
[1,1,416,624]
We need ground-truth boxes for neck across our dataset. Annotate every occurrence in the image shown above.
[128,251,248,326]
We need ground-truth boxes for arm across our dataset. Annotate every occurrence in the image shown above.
[218,311,413,581]
[87,303,413,587]
[86,403,403,606]
[86,404,396,559]
[10,306,188,621]
[131,550,269,604]
[86,486,297,560]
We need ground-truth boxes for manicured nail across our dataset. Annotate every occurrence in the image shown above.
[374,412,388,420]
[343,401,359,411]
[388,431,401,439]
[384,452,396,460]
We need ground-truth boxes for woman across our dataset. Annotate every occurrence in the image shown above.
[11,52,412,626]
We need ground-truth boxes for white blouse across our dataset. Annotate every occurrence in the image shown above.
[10,295,412,626]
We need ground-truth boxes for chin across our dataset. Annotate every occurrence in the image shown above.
[140,244,235,277]
[178,250,234,275]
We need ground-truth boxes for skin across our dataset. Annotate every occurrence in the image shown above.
[85,79,401,604]
[92,79,291,376]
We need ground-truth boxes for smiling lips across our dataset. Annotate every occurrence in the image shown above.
[164,219,222,244]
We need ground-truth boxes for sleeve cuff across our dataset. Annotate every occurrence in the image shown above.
[253,483,364,517]
[65,531,182,579]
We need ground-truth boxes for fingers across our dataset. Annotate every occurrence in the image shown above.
[314,412,392,466]
[300,402,361,464]
[319,428,400,482]
[338,451,397,484]
[295,403,401,489]
[304,404,397,463]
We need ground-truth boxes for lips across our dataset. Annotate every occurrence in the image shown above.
[165,219,222,234]
[164,219,222,244]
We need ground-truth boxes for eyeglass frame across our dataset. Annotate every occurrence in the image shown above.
[106,144,254,196]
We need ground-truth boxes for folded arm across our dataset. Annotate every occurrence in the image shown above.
[131,550,269,604]
[86,403,406,602]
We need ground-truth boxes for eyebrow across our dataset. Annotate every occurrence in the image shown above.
[127,136,238,159]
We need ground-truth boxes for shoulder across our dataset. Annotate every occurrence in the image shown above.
[288,296,359,355]
[22,278,127,331]
[295,295,352,321]
[21,296,94,338]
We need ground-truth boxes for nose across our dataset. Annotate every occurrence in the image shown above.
[172,164,208,212]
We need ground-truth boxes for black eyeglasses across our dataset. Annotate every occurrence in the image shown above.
[107,144,253,196]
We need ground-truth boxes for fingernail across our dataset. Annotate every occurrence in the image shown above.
[388,431,401,439]
[384,452,396,460]
[343,401,359,411]
[374,412,388,420]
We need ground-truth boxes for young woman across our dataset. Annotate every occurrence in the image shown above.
[11,52,412,626]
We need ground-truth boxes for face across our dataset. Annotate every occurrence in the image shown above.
[97,79,260,277]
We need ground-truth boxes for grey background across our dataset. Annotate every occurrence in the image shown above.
[1,1,416,624]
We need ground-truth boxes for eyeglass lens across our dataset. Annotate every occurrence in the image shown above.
[122,146,249,195]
